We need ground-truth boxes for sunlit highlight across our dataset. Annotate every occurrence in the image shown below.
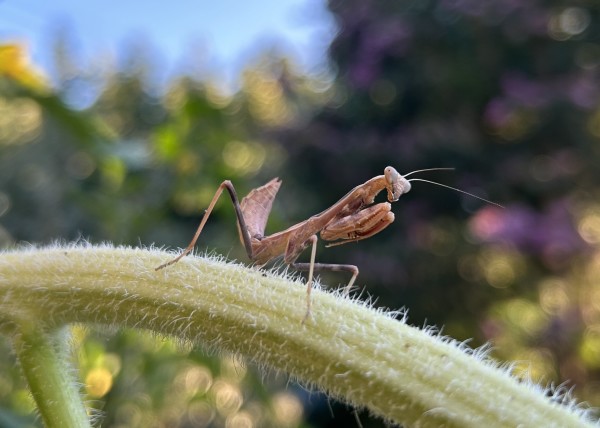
[0,97,42,145]
[187,401,216,426]
[85,367,113,398]
[577,207,600,244]
[212,380,243,415]
[548,8,591,41]
[243,70,293,126]
[226,410,254,428]
[222,140,266,175]
[538,278,570,315]
[479,247,524,289]
[272,392,303,427]
[503,299,547,336]
[580,327,600,369]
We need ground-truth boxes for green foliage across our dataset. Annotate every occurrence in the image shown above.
[1,0,600,425]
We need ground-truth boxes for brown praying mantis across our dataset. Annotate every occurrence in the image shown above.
[156,166,501,323]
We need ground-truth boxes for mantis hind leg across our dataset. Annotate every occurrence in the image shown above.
[155,180,255,270]
[291,235,359,324]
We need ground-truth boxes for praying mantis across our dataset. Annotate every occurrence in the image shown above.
[156,166,500,323]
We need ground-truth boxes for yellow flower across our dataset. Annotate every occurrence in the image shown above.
[0,43,47,92]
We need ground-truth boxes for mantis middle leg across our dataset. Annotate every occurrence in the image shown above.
[292,202,396,322]
[291,235,360,324]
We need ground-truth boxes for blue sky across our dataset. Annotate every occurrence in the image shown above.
[0,0,335,88]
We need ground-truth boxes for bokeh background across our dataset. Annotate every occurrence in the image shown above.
[2,0,600,426]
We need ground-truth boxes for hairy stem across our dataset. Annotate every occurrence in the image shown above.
[12,325,91,428]
[0,245,594,427]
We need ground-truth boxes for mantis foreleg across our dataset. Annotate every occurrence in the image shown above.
[321,202,395,247]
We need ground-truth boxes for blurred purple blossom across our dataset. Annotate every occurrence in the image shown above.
[564,73,599,109]
[439,0,547,37]
[348,19,413,88]
[483,98,514,128]
[484,71,600,129]
[502,72,553,108]
[439,0,520,19]
[469,201,587,268]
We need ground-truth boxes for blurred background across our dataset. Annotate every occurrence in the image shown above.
[1,0,600,426]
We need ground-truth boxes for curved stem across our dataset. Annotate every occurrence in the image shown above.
[12,325,91,428]
[0,245,594,427]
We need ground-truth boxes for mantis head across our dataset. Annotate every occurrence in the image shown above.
[388,166,503,208]
[384,166,411,202]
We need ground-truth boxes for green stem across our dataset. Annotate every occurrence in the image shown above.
[0,245,594,427]
[12,325,91,428]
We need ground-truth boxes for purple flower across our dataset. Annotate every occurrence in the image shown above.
[469,201,587,268]
[564,74,599,109]
[348,18,413,88]
[483,98,514,128]
[501,72,552,108]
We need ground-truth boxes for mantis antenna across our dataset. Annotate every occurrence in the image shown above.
[407,178,503,208]
[403,167,455,177]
